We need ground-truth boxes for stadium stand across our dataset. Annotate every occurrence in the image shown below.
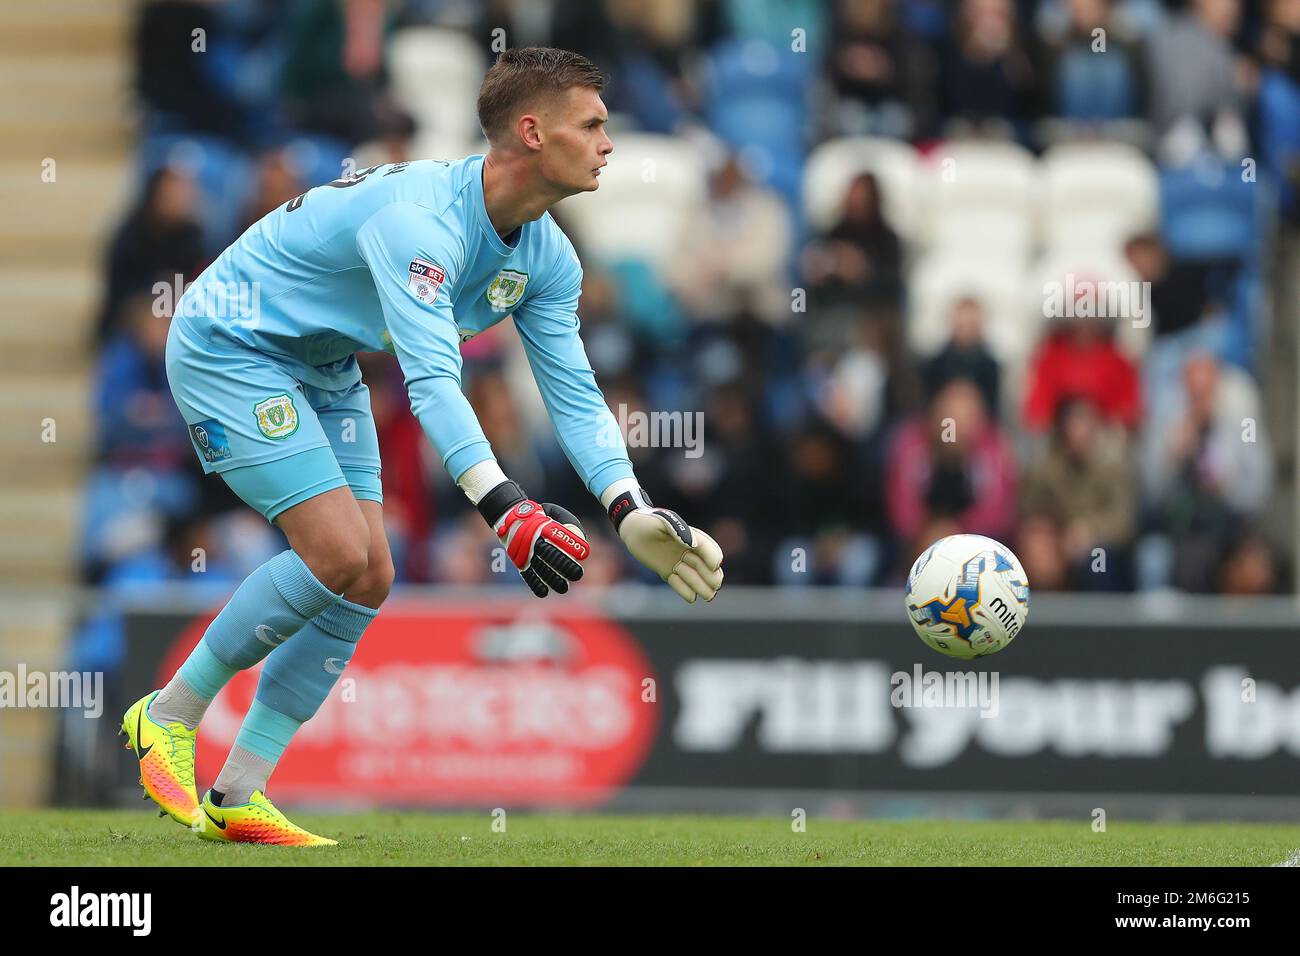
[0,0,136,807]
[65,0,1299,600]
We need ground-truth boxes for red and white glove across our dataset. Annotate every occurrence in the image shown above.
[478,480,590,597]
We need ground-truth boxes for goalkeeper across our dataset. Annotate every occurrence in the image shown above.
[121,47,723,846]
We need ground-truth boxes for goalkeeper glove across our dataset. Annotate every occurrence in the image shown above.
[478,480,589,598]
[608,487,724,603]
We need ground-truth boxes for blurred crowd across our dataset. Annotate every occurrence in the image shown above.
[83,0,1299,624]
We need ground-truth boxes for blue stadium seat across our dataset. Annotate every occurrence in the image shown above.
[1159,165,1270,261]
[1057,47,1137,120]
[606,258,686,346]
[1225,266,1265,370]
[80,467,198,567]
[703,39,813,215]
[1158,167,1276,369]
[706,38,812,108]
[612,56,685,134]
[281,133,353,188]
[723,0,829,53]
[1257,69,1300,217]
[709,95,807,212]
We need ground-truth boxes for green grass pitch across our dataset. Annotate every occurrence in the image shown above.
[3,811,1299,866]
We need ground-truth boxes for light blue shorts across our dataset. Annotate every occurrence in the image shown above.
[165,316,383,522]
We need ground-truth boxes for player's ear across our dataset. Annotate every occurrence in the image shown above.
[518,113,544,152]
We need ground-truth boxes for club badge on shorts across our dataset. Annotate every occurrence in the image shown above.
[407,257,446,305]
[485,269,529,312]
[254,394,299,440]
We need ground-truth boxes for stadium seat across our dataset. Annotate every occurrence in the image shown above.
[722,0,829,52]
[281,133,352,188]
[556,134,707,273]
[604,258,686,344]
[704,40,811,210]
[906,253,1027,363]
[917,140,1038,262]
[613,54,686,134]
[709,93,807,213]
[388,28,486,148]
[1159,163,1271,262]
[79,467,198,568]
[803,136,923,241]
[1056,46,1139,120]
[705,38,811,111]
[1257,69,1300,216]
[1041,142,1159,255]
[908,251,1035,420]
[1227,265,1266,369]
[929,209,1036,265]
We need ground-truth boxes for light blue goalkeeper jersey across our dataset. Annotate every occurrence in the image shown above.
[175,155,633,495]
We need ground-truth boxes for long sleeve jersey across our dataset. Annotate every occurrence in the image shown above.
[175,154,634,496]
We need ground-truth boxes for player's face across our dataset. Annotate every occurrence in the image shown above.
[539,86,613,193]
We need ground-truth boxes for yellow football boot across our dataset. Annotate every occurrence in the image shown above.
[120,690,199,827]
[195,789,337,847]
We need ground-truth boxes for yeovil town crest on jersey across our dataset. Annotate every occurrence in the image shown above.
[254,394,299,440]
[485,269,528,312]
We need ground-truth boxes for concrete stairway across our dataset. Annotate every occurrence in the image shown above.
[0,0,137,807]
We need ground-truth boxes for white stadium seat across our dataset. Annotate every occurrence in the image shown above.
[907,253,1028,364]
[389,28,486,147]
[926,208,1036,266]
[1040,142,1158,256]
[916,140,1038,262]
[802,136,922,240]
[555,133,708,270]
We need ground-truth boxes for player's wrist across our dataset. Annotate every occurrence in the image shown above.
[457,458,509,506]
[598,476,641,510]
[603,486,655,538]
[476,479,530,528]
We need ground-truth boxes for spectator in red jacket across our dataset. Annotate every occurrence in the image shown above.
[1022,319,1140,432]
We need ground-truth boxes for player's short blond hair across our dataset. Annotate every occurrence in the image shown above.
[477,47,605,145]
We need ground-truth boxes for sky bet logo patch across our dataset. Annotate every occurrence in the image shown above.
[407,258,446,305]
[189,419,231,463]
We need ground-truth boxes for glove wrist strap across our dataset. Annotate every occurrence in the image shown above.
[607,487,654,532]
[477,480,527,526]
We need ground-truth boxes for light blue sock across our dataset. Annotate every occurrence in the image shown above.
[215,596,379,803]
[256,596,379,722]
[230,699,304,765]
[159,550,339,724]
